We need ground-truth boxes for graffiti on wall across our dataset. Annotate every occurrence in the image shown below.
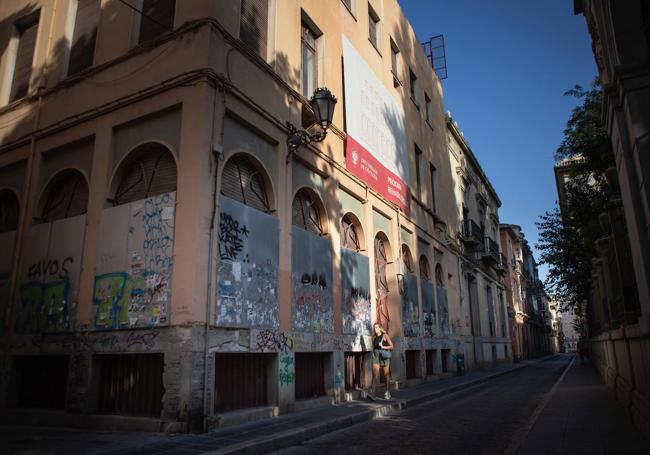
[253,329,294,353]
[341,249,371,336]
[401,273,420,337]
[217,197,279,328]
[14,279,70,333]
[279,354,295,386]
[421,280,436,337]
[93,193,174,329]
[292,227,333,332]
[437,286,450,337]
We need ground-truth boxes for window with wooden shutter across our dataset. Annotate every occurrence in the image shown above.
[401,244,413,273]
[68,0,101,76]
[341,214,360,252]
[292,189,324,236]
[10,12,40,102]
[419,255,430,281]
[240,0,269,59]
[113,143,177,206]
[138,0,175,44]
[435,263,445,287]
[39,169,88,223]
[0,190,19,233]
[221,155,270,212]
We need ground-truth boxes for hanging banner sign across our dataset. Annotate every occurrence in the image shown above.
[342,36,410,213]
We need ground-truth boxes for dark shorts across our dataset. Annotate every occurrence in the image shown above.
[372,349,390,367]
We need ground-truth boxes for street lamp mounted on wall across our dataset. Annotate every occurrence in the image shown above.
[286,87,337,164]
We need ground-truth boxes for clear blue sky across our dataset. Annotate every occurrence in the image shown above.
[399,0,597,280]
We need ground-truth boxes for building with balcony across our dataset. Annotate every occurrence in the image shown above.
[0,0,478,431]
[447,114,510,368]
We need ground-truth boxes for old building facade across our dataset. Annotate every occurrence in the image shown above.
[0,0,512,431]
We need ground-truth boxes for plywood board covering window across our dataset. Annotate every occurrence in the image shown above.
[68,0,101,76]
[240,0,268,59]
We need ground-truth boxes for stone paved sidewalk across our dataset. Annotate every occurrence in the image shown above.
[517,358,650,455]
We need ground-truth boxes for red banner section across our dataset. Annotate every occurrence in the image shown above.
[346,135,410,214]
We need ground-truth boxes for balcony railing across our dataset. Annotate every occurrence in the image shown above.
[460,219,483,248]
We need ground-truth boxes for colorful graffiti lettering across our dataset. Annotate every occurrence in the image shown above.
[342,286,371,336]
[27,257,73,280]
[255,329,293,353]
[279,354,295,386]
[219,212,249,261]
[142,194,174,272]
[293,272,333,333]
[14,279,70,334]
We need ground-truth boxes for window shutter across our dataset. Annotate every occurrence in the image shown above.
[40,170,88,222]
[114,144,177,205]
[139,0,175,44]
[341,215,360,251]
[240,0,268,58]
[292,190,323,235]
[10,15,39,102]
[68,0,101,76]
[0,190,19,233]
[221,156,270,212]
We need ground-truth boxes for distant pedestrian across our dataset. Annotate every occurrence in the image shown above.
[369,322,394,400]
[334,364,344,404]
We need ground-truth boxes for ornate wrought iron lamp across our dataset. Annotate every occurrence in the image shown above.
[286,88,337,163]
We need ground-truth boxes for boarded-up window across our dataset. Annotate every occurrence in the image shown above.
[39,169,88,223]
[292,189,323,235]
[221,155,270,212]
[0,190,20,233]
[68,0,101,76]
[435,263,444,287]
[374,235,390,331]
[214,353,269,413]
[341,214,360,251]
[113,143,177,205]
[138,0,175,44]
[97,354,164,417]
[10,12,40,102]
[419,255,430,281]
[240,0,268,58]
[401,244,413,273]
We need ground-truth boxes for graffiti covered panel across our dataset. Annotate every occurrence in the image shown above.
[0,230,16,328]
[291,227,333,333]
[402,273,419,337]
[437,286,449,337]
[421,280,435,337]
[216,196,279,328]
[341,248,371,336]
[93,192,175,329]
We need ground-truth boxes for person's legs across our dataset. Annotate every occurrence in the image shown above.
[383,364,391,398]
[371,363,380,396]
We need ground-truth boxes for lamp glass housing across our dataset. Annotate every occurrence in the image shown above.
[310,88,337,130]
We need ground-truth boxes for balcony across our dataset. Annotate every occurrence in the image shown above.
[496,253,508,275]
[482,237,501,266]
[459,219,483,248]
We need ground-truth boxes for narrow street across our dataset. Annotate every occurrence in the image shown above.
[272,355,565,455]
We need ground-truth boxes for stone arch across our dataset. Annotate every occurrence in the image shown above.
[340,211,365,252]
[37,168,89,222]
[220,152,275,213]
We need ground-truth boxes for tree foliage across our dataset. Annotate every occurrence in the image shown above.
[536,80,612,312]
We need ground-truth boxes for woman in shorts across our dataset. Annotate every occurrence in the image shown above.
[369,322,394,400]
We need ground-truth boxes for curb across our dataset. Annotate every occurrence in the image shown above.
[208,361,543,455]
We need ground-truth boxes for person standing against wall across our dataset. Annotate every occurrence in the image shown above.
[369,322,394,400]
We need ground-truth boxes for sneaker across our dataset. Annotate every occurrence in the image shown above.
[384,391,391,400]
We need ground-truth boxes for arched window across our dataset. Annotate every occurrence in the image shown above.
[112,142,176,205]
[419,255,431,281]
[292,188,324,235]
[0,189,19,233]
[38,169,88,222]
[374,233,390,331]
[221,154,271,212]
[435,263,445,287]
[401,244,414,274]
[341,213,362,252]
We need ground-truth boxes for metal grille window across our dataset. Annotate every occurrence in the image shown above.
[292,189,324,235]
[214,353,268,413]
[68,0,100,76]
[10,12,40,102]
[419,255,430,281]
[368,3,380,49]
[97,353,164,417]
[39,169,88,223]
[374,235,390,331]
[401,244,413,273]
[301,23,318,99]
[0,190,19,233]
[341,214,360,252]
[113,143,177,206]
[138,0,175,44]
[221,155,270,212]
[240,0,269,59]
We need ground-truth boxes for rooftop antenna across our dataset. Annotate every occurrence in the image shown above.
[422,34,448,80]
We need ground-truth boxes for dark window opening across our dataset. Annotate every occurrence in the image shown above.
[214,353,269,413]
[401,244,414,274]
[405,350,419,379]
[97,353,164,417]
[68,0,100,76]
[13,355,69,409]
[39,169,88,223]
[409,68,418,105]
[240,0,269,58]
[295,352,326,399]
[0,189,20,233]
[425,349,435,376]
[10,11,40,102]
[301,22,319,98]
[419,255,430,281]
[414,144,422,198]
[441,349,450,373]
[344,352,365,390]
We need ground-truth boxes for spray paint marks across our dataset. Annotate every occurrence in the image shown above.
[341,249,371,336]
[279,354,295,386]
[292,227,333,333]
[437,286,450,337]
[216,197,279,328]
[141,193,174,273]
[14,279,70,334]
[421,281,436,337]
[253,329,293,353]
[401,273,420,337]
